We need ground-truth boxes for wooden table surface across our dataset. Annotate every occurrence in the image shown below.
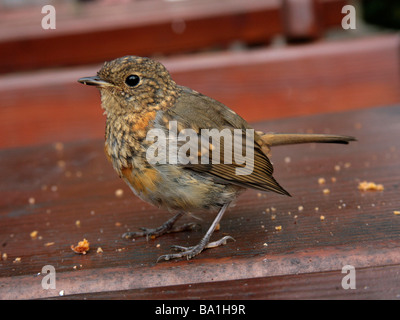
[0,105,399,300]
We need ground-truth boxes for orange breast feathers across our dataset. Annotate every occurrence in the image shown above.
[120,165,159,195]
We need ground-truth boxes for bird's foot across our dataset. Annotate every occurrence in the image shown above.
[156,235,235,262]
[122,222,198,240]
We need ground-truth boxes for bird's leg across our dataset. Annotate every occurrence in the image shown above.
[122,212,197,240]
[157,203,234,262]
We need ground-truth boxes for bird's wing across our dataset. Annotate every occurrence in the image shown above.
[158,86,290,196]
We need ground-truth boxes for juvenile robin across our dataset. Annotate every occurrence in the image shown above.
[78,56,355,261]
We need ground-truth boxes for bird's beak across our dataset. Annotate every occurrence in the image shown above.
[78,76,111,88]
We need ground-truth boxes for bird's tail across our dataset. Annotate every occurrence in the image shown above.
[259,133,356,147]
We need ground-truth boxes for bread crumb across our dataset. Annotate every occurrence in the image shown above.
[271,214,276,220]
[156,243,161,248]
[115,189,124,197]
[331,177,337,183]
[298,205,304,211]
[13,257,21,263]
[30,230,38,239]
[28,197,35,205]
[394,211,400,215]
[334,165,341,172]
[284,156,291,164]
[96,247,103,253]
[54,142,64,151]
[44,242,55,247]
[2,253,7,260]
[71,239,90,255]
[263,243,268,247]
[275,225,282,231]
[320,215,325,221]
[57,160,66,168]
[115,222,122,227]
[59,290,65,296]
[75,220,81,227]
[358,181,384,191]
[314,207,319,211]
[215,223,220,231]
[323,188,330,195]
[318,178,326,185]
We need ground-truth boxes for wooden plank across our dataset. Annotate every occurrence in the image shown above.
[0,105,399,299]
[0,35,398,149]
[0,0,346,73]
[60,264,400,300]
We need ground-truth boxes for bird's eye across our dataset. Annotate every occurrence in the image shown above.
[125,74,140,87]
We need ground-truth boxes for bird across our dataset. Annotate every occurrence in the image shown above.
[78,55,355,262]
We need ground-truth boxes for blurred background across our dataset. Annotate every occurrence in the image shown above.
[0,0,399,149]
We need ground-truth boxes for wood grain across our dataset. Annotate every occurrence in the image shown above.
[0,35,398,149]
[0,0,346,73]
[0,105,399,299]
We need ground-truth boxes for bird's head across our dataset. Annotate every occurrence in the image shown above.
[78,56,178,116]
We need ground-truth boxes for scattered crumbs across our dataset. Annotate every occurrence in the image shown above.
[73,265,77,270]
[13,257,21,263]
[271,214,276,220]
[2,253,7,260]
[323,188,330,195]
[344,162,351,169]
[96,247,103,253]
[394,211,400,215]
[59,290,65,297]
[57,160,66,168]
[298,205,304,212]
[30,230,38,239]
[90,210,95,215]
[357,205,361,209]
[75,220,81,227]
[115,189,124,198]
[275,226,282,231]
[334,165,341,172]
[115,222,122,227]
[318,178,326,185]
[320,215,325,221]
[284,156,291,164]
[28,197,35,205]
[156,243,161,248]
[358,181,384,191]
[54,142,64,151]
[314,207,319,211]
[71,239,90,255]
[257,192,262,198]
[44,242,55,247]
[261,225,265,229]
[215,223,220,231]
[294,215,298,219]
[331,177,337,183]
[271,207,276,212]
[150,235,156,240]
[116,248,127,252]
[50,185,58,192]
[263,243,268,247]
[265,208,270,213]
